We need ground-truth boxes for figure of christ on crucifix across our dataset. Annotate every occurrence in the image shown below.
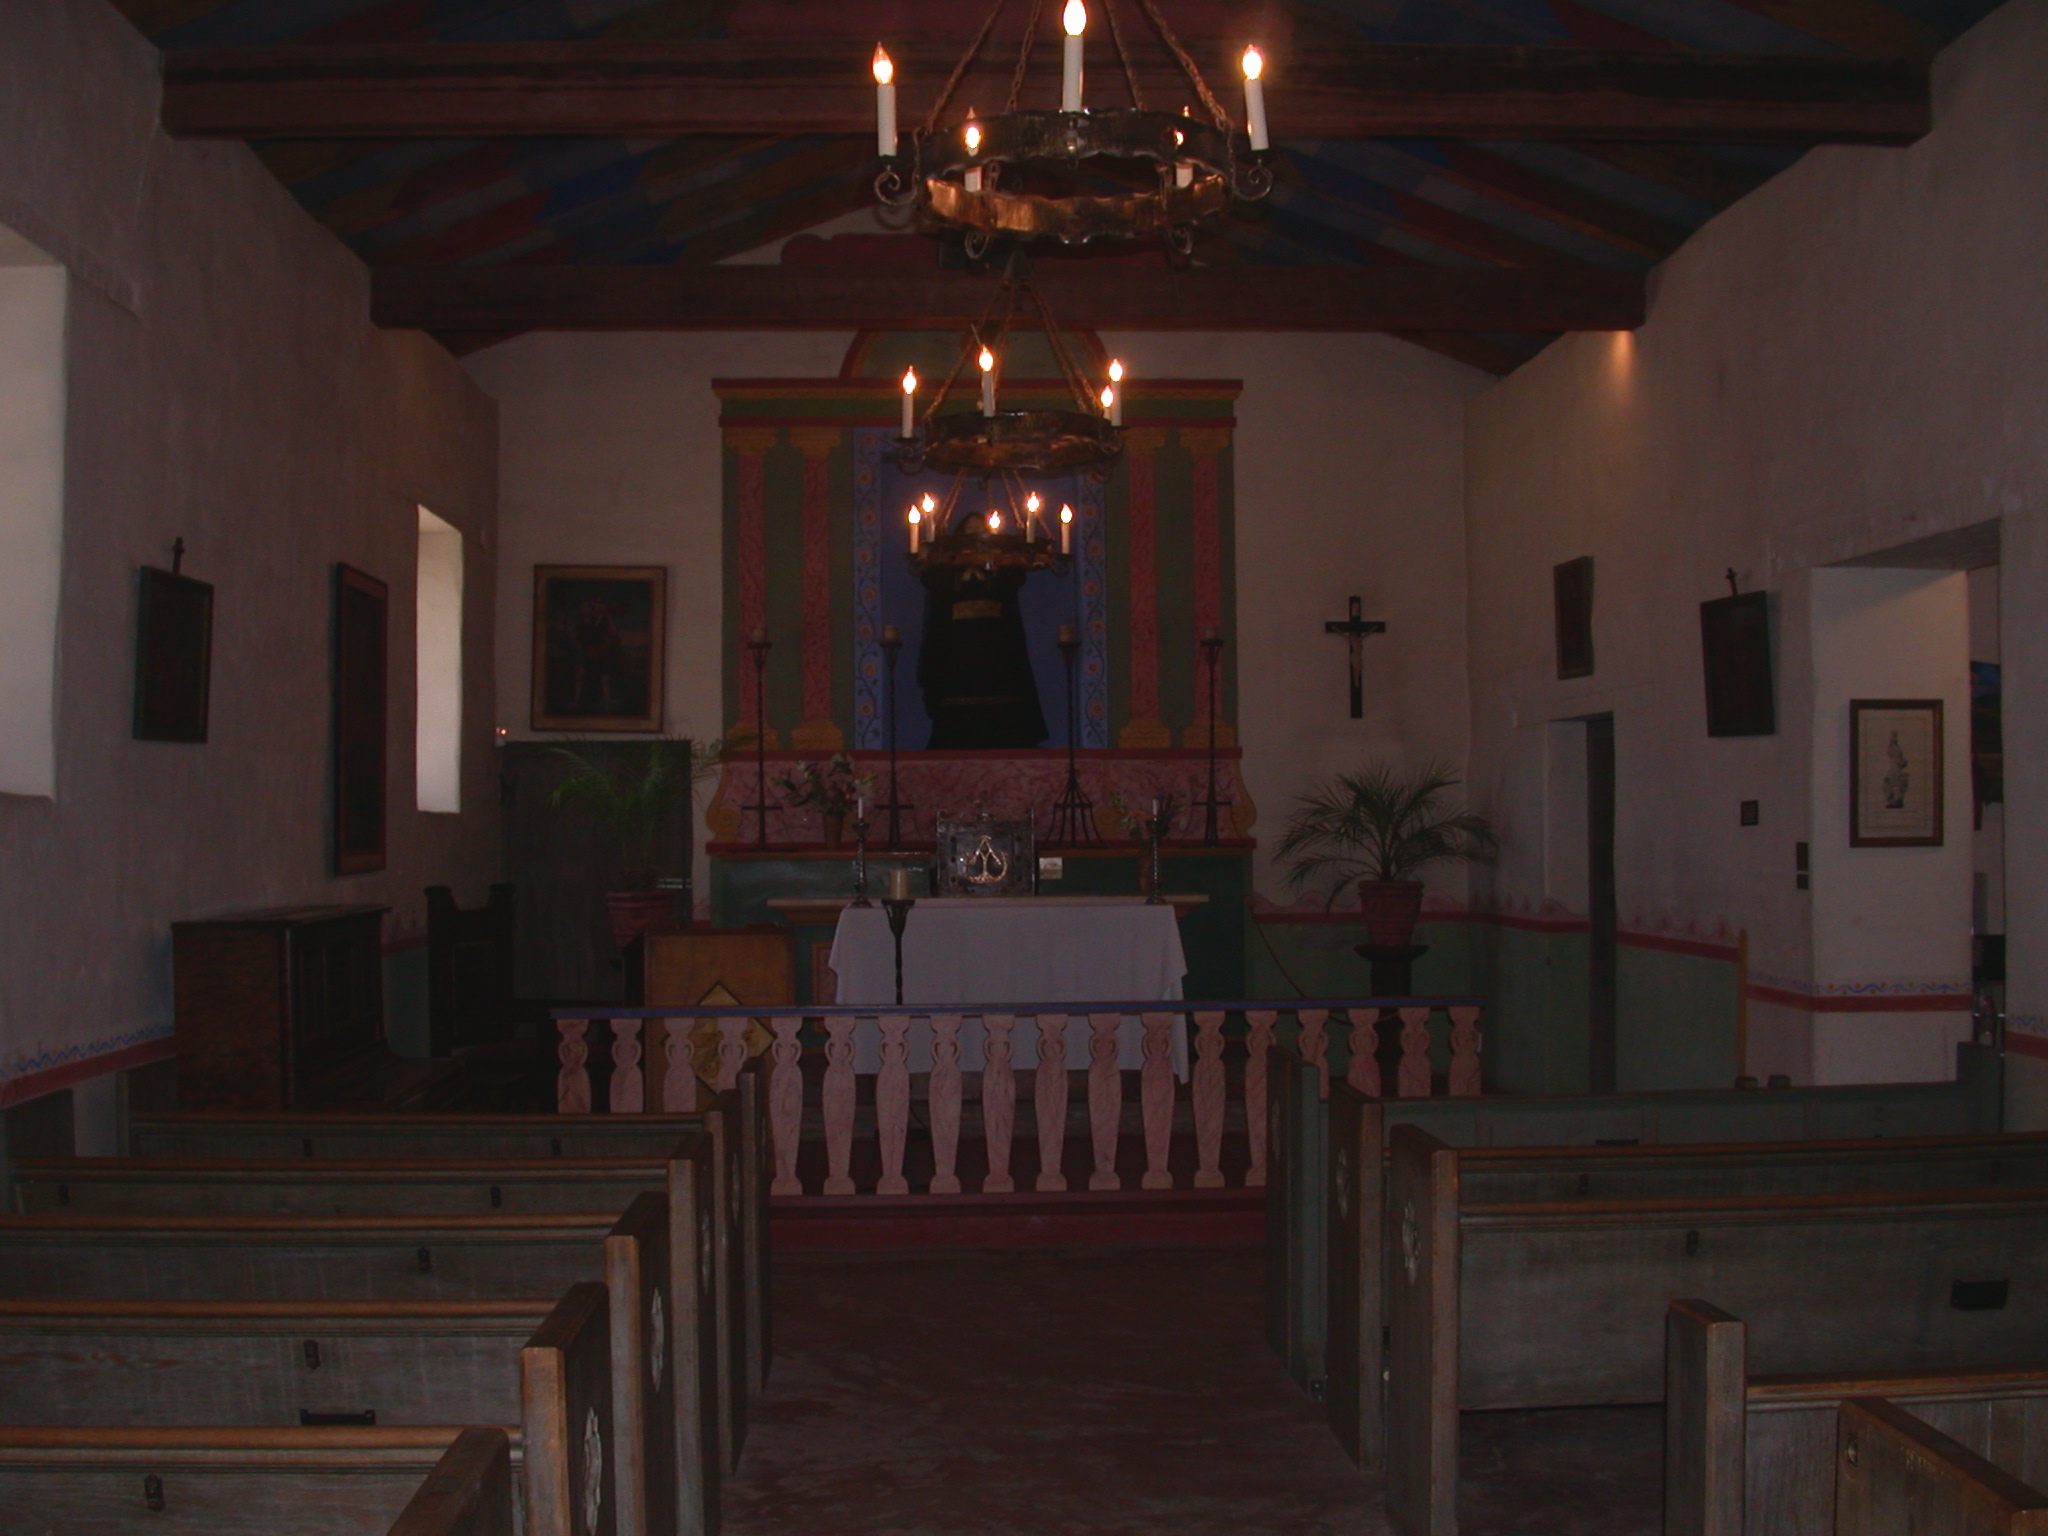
[1324,596,1386,719]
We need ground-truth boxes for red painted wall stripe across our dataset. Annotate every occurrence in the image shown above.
[729,428,776,720]
[1122,428,1166,728]
[791,429,839,731]
[0,1036,175,1109]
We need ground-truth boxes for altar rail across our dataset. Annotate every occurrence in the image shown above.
[551,1000,1483,1199]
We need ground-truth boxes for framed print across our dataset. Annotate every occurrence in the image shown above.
[1850,698,1943,848]
[1699,589,1775,737]
[333,563,389,875]
[531,565,666,732]
[133,565,213,742]
[1554,556,1594,680]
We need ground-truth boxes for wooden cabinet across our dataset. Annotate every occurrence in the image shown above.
[172,905,400,1112]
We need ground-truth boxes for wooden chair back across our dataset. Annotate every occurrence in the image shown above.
[523,1281,616,1536]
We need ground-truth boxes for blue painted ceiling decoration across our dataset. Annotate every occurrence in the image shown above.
[110,0,2001,372]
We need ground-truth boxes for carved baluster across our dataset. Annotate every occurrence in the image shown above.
[1034,1013,1069,1193]
[876,1014,912,1195]
[1140,1012,1176,1190]
[661,1019,699,1114]
[609,1019,644,1113]
[1191,1010,1226,1189]
[982,1014,1017,1194]
[1398,1006,1433,1098]
[1449,1005,1484,1098]
[1244,1010,1276,1187]
[1297,1008,1331,1098]
[822,1015,857,1196]
[1087,1013,1122,1191]
[1346,1007,1382,1097]
[557,1021,591,1114]
[716,1017,748,1093]
[768,1015,804,1196]
[929,1014,963,1195]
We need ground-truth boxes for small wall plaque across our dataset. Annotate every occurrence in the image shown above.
[133,565,213,743]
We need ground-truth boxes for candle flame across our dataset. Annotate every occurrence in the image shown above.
[872,45,894,85]
[1026,491,1041,513]
[1059,503,1074,524]
[1101,385,1116,410]
[1241,45,1264,80]
[978,346,995,373]
[1063,0,1087,37]
[964,121,982,153]
[907,505,922,525]
[987,508,1002,531]
[1108,358,1124,383]
[1173,128,1184,146]
[901,365,917,395]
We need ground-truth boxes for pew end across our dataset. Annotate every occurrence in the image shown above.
[1326,1085,1386,1471]
[522,1281,616,1536]
[1386,1125,1461,1536]
[1836,1397,2048,1536]
[388,1427,517,1536]
[1665,1299,1747,1536]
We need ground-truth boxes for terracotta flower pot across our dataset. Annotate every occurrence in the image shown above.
[605,889,676,949]
[820,812,845,849]
[1355,880,1426,950]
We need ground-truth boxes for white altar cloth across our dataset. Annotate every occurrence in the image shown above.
[827,897,1188,1075]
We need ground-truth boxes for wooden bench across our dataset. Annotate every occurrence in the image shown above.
[1835,1396,2048,1536]
[1326,1091,2048,1470]
[389,1428,516,1536]
[1666,1300,2048,1536]
[0,1281,610,1536]
[1271,1040,2004,1399]
[1384,1127,2048,1536]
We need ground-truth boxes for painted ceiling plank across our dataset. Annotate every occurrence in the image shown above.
[162,41,1930,144]
[369,261,1646,331]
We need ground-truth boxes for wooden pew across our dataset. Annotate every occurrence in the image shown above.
[1835,1397,2048,1536]
[524,1279,617,1536]
[1665,1300,2048,1536]
[1271,1038,2003,1397]
[1327,1092,2048,1470]
[389,1428,517,1536]
[1383,1127,2048,1536]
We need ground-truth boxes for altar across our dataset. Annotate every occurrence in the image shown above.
[828,895,1191,1074]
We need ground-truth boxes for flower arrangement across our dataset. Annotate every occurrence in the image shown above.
[775,752,873,819]
[1107,789,1182,841]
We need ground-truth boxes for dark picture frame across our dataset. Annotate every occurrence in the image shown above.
[1700,589,1776,736]
[531,565,667,733]
[333,563,389,875]
[1553,556,1594,680]
[1849,698,1943,848]
[133,565,213,742]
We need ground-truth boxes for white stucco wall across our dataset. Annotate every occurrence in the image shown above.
[0,0,502,1098]
[1464,0,2048,1100]
[467,329,1483,906]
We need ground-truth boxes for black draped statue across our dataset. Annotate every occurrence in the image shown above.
[917,562,1048,749]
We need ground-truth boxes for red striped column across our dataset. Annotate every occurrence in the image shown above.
[727,426,778,748]
[789,427,844,751]
[1119,427,1171,748]
[1181,425,1233,747]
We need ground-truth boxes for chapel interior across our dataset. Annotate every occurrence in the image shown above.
[1,0,2045,1531]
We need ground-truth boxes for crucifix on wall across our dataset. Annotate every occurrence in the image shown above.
[1324,596,1386,719]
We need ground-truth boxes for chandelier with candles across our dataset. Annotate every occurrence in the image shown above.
[870,0,1275,260]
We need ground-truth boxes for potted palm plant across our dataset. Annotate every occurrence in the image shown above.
[546,737,723,946]
[1277,759,1498,949]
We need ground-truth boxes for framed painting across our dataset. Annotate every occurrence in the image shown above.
[1699,589,1776,736]
[1554,556,1594,680]
[133,565,213,742]
[333,563,388,875]
[1850,698,1943,848]
[531,565,666,732]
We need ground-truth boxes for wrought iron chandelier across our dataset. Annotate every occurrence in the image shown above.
[870,0,1275,260]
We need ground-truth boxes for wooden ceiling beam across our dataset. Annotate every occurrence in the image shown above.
[164,41,1928,145]
[369,261,1644,334]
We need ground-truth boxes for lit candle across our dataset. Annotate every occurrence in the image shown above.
[1059,503,1074,555]
[1026,490,1042,537]
[979,345,997,416]
[1107,359,1125,425]
[1100,384,1117,423]
[1061,0,1086,112]
[899,365,917,438]
[873,47,898,157]
[1241,46,1269,152]
[986,508,1002,533]
[907,503,922,551]
[1175,112,1193,187]
[964,119,984,192]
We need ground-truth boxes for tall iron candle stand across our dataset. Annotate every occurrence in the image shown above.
[879,625,913,849]
[1049,624,1097,845]
[743,628,775,847]
[882,895,916,1006]
[1197,627,1230,846]
[850,814,873,906]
